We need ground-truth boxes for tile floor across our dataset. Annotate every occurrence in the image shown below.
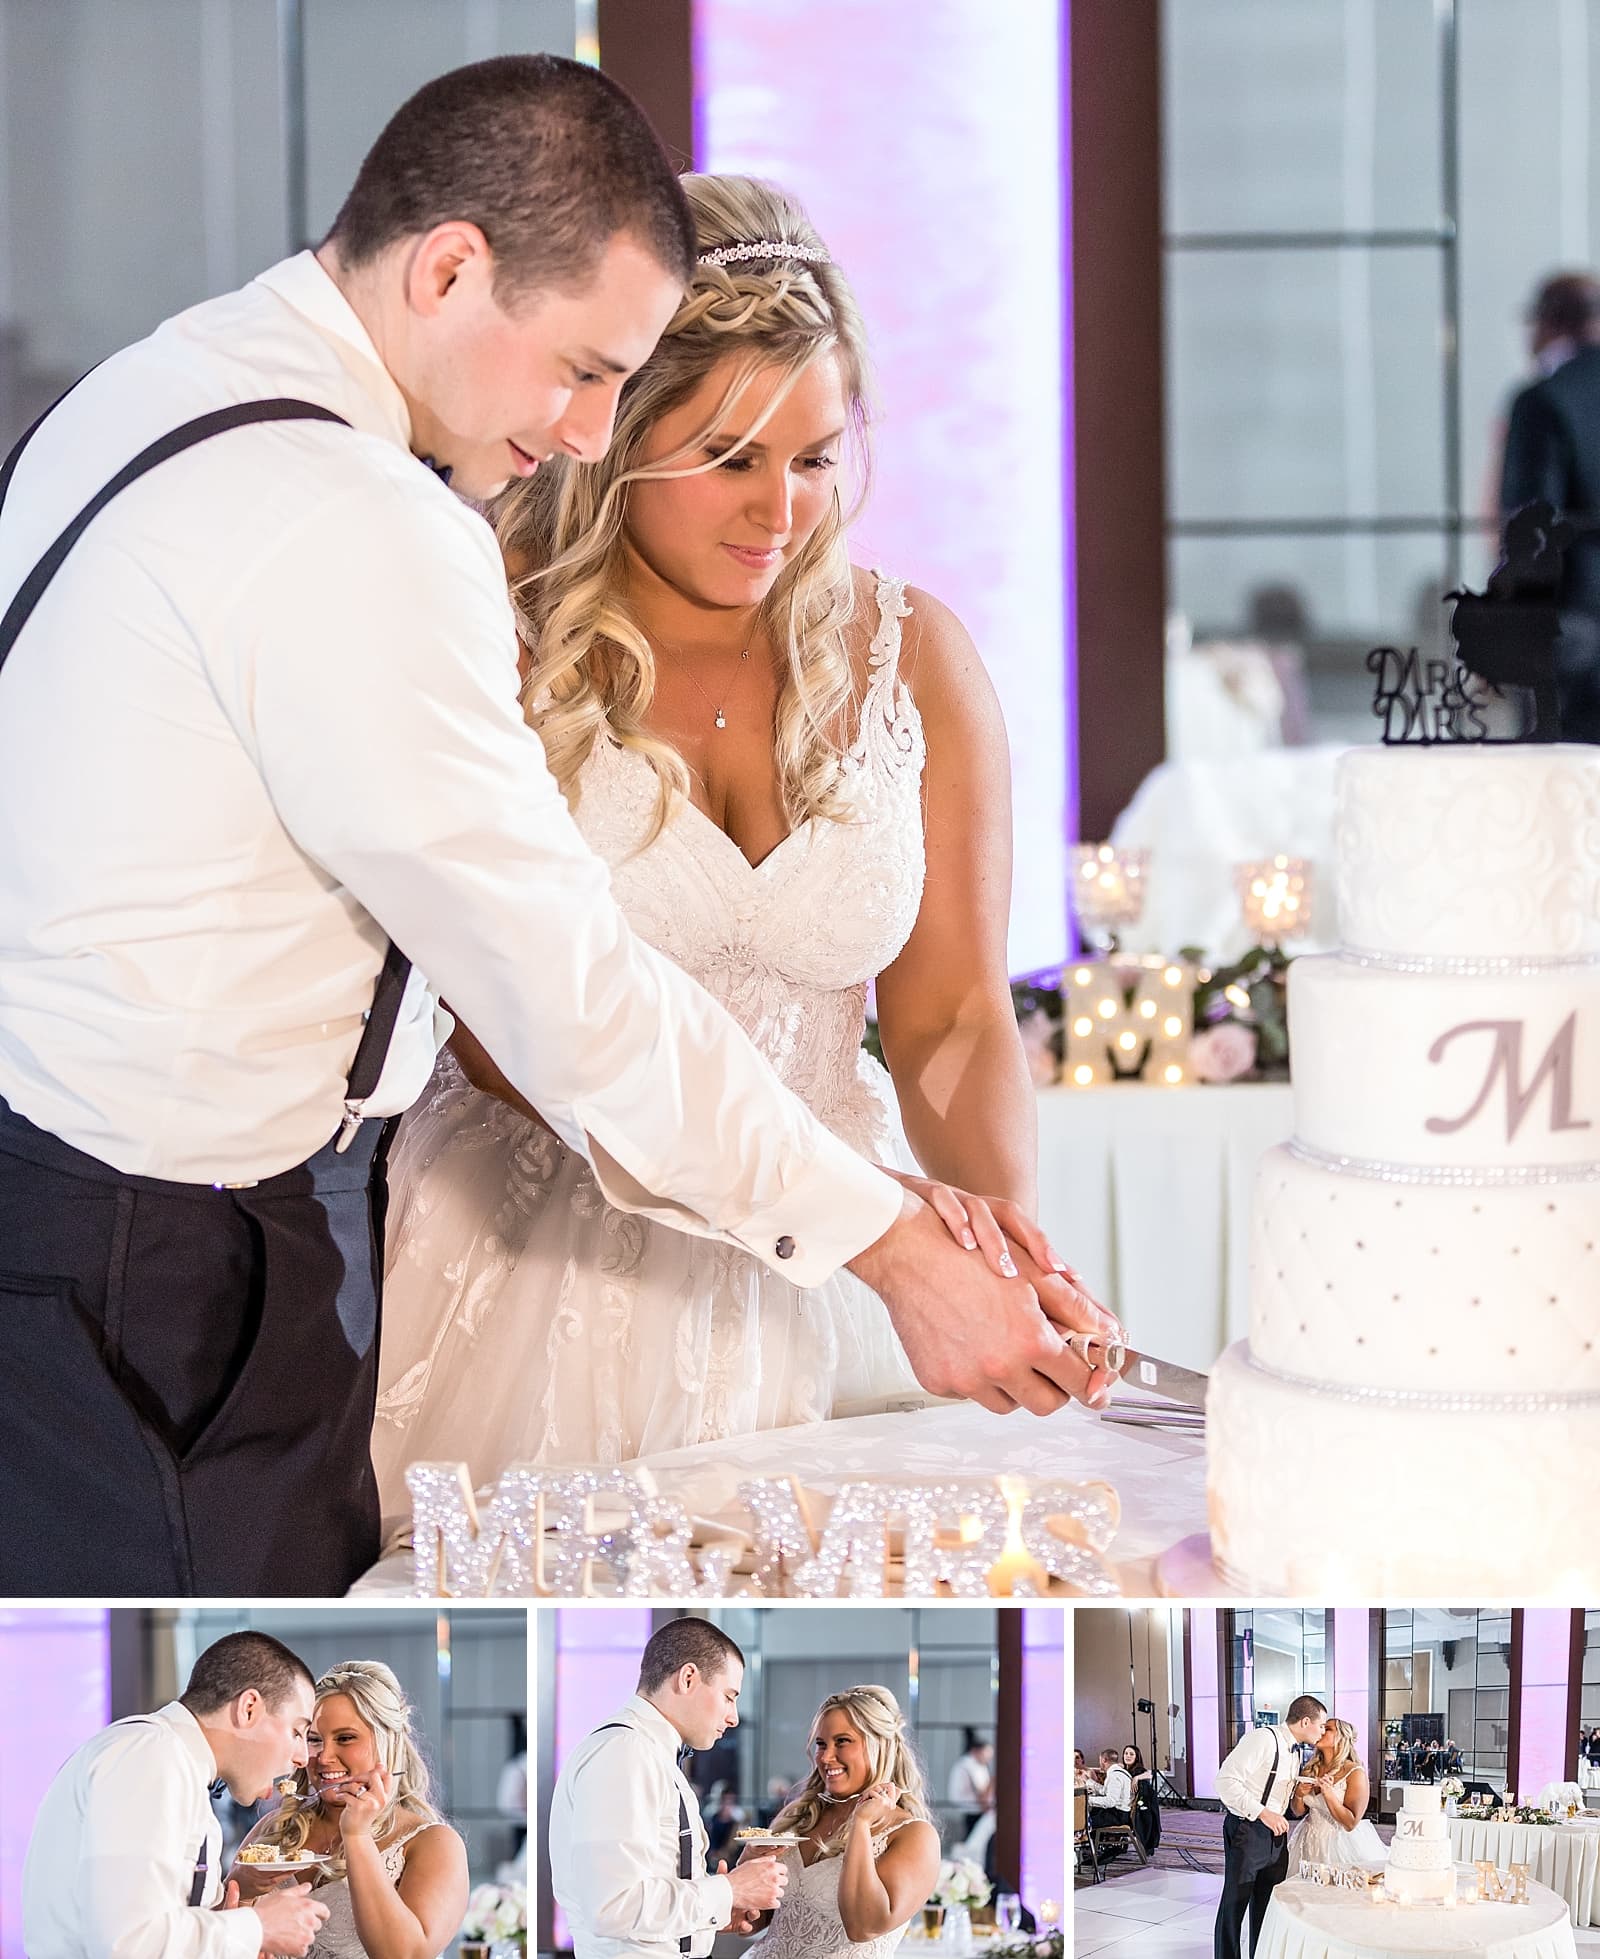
[1072,1867,1600,1958]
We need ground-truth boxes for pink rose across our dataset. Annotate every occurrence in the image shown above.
[1189,1022,1258,1084]
[1018,1009,1060,1086]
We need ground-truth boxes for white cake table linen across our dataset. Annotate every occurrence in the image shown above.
[1035,1081,1293,1371]
[1256,1873,1576,1959]
[1448,1820,1600,1928]
[350,1397,1207,1597]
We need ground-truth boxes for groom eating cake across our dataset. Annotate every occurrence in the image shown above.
[22,1631,330,1959]
[549,1618,788,1957]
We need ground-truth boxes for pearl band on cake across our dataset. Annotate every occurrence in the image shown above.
[1241,1348,1600,1413]
[1286,1138,1600,1186]
[1340,946,1600,977]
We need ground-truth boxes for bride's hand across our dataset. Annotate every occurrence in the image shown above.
[336,1764,393,1841]
[852,1781,900,1829]
[878,1171,1105,1300]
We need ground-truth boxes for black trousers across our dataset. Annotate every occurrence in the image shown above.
[0,1095,394,1595]
[1215,1814,1288,1959]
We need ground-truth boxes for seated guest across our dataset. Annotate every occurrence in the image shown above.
[1087,1750,1133,1857]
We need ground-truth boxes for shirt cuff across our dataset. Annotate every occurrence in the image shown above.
[698,1873,734,1927]
[586,1126,903,1288]
[216,1905,263,1959]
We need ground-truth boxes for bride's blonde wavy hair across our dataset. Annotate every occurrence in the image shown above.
[772,1685,931,1853]
[494,172,874,843]
[256,1661,443,1877]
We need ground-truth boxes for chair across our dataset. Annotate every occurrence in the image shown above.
[1074,1788,1147,1881]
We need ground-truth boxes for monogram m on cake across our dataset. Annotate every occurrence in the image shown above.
[1207,504,1600,1595]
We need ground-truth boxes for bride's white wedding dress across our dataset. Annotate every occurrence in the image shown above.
[309,1823,436,1958]
[371,573,925,1508]
[748,1830,915,1959]
[1287,1785,1387,1871]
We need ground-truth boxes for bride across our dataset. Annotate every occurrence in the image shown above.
[371,171,1113,1502]
[231,1661,469,1959]
[1287,1719,1387,1871]
[744,1685,940,1959]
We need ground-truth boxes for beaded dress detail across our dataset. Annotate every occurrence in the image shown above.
[372,574,926,1508]
[747,1827,916,1959]
[309,1824,433,1959]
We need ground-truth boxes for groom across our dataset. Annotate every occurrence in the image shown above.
[548,1617,788,1957]
[0,51,1116,1599]
[22,1630,329,1959]
[1213,1695,1328,1959]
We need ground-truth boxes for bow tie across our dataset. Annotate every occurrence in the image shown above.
[677,1744,695,1770]
[208,1777,227,1800]
[417,453,453,488]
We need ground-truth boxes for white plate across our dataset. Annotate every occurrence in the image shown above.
[233,1856,333,1875]
[734,1833,803,1849]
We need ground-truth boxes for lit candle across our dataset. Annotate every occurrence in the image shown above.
[985,1477,1047,1596]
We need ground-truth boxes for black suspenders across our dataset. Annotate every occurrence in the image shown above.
[1260,1731,1284,1808]
[0,389,414,1146]
[594,1722,696,1954]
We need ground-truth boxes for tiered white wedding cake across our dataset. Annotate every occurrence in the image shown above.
[1383,1785,1456,1904]
[1207,743,1600,1594]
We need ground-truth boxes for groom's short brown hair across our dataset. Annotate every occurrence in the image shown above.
[638,1618,744,1693]
[181,1632,313,1714]
[1287,1695,1328,1724]
[324,54,695,303]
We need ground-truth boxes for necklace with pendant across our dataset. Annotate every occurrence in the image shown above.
[654,640,754,730]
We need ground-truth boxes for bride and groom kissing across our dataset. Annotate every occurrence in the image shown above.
[550,1618,941,1959]
[23,1630,469,1959]
[1214,1695,1387,1959]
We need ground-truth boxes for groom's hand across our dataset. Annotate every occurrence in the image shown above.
[252,1882,329,1957]
[727,1854,788,1916]
[847,1189,1121,1416]
[1258,1810,1289,1837]
[716,1861,766,1935]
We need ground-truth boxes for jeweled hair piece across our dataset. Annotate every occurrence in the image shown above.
[698,240,832,267]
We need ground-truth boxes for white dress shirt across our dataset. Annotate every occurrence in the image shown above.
[21,1700,262,1959]
[548,1695,733,1959]
[947,1754,993,1809]
[1215,1725,1299,1823]
[0,252,898,1285]
[1087,1766,1133,1813]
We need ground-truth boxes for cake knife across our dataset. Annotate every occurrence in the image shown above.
[1066,1334,1209,1413]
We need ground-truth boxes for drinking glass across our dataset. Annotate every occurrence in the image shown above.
[995,1895,1021,1938]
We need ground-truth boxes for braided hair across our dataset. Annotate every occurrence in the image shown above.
[494,173,875,844]
[772,1684,931,1853]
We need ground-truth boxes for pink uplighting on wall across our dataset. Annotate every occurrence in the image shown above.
[1333,1609,1371,1764]
[1516,1610,1575,1800]
[1189,1608,1222,1800]
[1021,1606,1065,1908]
[694,0,1073,972]
[0,1608,109,1959]
[552,1606,653,1950]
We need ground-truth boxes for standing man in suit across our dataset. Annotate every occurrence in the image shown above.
[1500,271,1600,740]
[1213,1696,1328,1959]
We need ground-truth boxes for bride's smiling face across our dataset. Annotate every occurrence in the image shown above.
[307,1693,380,1805]
[624,352,848,613]
[810,1711,874,1799]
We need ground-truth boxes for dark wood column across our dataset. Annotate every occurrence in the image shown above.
[598,0,696,167]
[1069,0,1167,838]
[1508,1610,1525,1794]
[995,1610,1024,1886]
[1566,1609,1587,1781]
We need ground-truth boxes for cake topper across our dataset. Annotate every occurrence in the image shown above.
[1369,499,1567,744]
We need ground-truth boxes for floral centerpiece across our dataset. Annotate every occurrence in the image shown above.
[1187,943,1290,1082]
[934,1859,993,1911]
[1439,1776,1465,1815]
[987,1935,1063,1959]
[458,1881,527,1956]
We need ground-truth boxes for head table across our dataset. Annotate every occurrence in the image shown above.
[348,1393,1208,1598]
[1256,1871,1577,1959]
[1448,1818,1600,1928]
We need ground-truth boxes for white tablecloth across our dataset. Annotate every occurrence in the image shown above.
[1257,1872,1577,1959]
[1035,1081,1293,1371]
[350,1396,1208,1597]
[1449,1820,1600,1928]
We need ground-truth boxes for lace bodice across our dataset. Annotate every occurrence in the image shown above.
[309,1825,430,1959]
[571,571,926,1152]
[748,1830,914,1959]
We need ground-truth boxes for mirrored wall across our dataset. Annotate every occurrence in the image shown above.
[1380,1607,1512,1803]
[1224,1608,1328,1748]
